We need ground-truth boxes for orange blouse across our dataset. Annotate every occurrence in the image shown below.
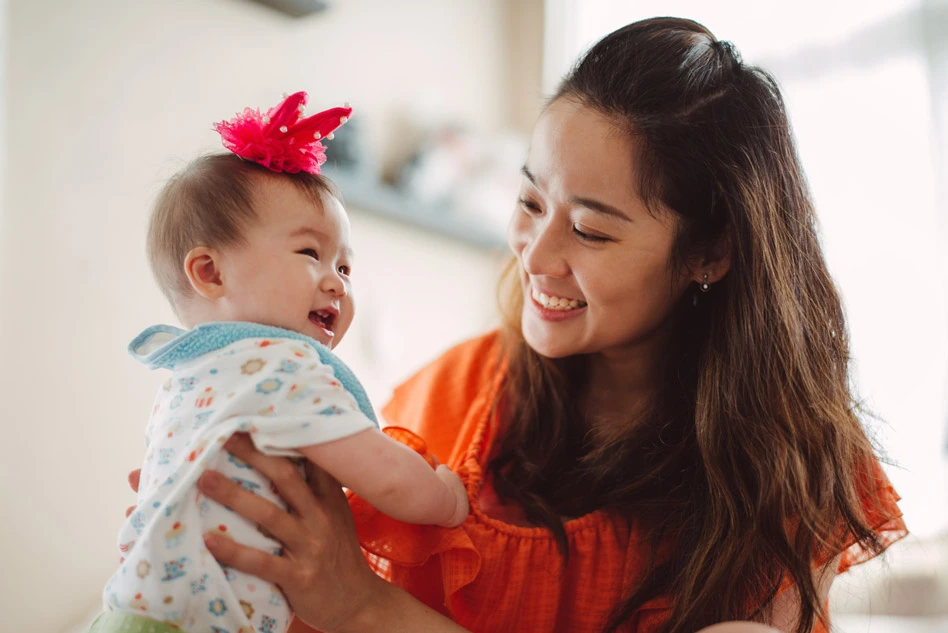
[297,332,907,633]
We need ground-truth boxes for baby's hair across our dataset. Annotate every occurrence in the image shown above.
[147,153,338,307]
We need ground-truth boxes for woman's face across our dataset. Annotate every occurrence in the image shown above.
[507,97,692,360]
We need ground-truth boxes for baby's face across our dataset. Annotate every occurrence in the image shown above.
[216,177,355,348]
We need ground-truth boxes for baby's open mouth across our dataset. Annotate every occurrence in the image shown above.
[309,309,336,332]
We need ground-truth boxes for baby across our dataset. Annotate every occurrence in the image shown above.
[92,93,468,633]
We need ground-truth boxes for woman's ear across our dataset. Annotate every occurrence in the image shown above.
[184,246,225,299]
[693,230,731,284]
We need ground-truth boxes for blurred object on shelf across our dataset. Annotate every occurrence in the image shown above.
[324,117,526,250]
[247,0,329,18]
[397,124,525,236]
[323,115,377,180]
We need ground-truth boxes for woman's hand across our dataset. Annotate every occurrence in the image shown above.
[196,433,388,633]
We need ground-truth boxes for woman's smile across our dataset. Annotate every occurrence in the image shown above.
[528,284,588,321]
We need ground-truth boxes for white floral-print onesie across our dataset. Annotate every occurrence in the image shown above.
[102,322,378,633]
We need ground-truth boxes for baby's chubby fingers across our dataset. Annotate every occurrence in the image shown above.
[435,464,470,527]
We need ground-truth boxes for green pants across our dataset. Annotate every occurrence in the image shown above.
[86,611,182,633]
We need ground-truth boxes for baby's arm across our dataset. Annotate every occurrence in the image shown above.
[297,429,469,527]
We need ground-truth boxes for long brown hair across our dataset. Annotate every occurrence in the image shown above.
[489,17,889,633]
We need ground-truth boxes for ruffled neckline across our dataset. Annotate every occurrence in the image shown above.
[349,356,674,616]
[457,367,611,538]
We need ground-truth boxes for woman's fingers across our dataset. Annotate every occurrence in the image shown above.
[128,469,141,493]
[204,532,296,586]
[303,459,345,504]
[199,439,382,631]
[223,434,321,517]
[125,505,136,518]
[197,470,304,548]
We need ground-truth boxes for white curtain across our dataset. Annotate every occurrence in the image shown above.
[544,0,948,538]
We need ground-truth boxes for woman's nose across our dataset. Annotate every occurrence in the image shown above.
[516,217,569,279]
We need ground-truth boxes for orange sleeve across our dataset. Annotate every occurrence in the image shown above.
[774,455,907,633]
[835,455,907,574]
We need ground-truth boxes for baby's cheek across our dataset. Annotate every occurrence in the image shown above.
[338,303,356,340]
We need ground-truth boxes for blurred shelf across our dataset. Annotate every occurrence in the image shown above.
[324,168,507,251]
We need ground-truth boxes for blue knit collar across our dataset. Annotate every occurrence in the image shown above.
[129,322,377,426]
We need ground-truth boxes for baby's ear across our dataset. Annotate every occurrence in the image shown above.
[183,247,225,299]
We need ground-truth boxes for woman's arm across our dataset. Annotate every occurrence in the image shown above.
[696,554,840,633]
[760,554,840,633]
[197,433,472,633]
[296,428,468,527]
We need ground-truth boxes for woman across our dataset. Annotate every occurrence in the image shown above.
[150,17,905,633]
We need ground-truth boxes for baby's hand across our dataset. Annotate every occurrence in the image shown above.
[435,464,470,527]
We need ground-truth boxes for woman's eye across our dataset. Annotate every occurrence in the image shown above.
[519,197,542,214]
[298,248,319,260]
[338,265,350,276]
[572,224,609,243]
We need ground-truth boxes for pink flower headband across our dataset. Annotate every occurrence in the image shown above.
[214,91,352,175]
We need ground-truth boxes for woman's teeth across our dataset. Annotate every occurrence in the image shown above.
[531,288,587,311]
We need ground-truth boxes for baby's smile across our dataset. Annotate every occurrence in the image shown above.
[309,308,338,341]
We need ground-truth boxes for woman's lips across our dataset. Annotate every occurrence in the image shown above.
[528,289,588,322]
[530,285,587,310]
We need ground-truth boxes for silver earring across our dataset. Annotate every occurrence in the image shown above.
[699,273,711,293]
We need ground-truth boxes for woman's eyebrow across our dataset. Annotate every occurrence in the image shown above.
[569,196,632,222]
[521,165,631,223]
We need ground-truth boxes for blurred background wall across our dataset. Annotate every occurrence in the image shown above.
[0,1,945,632]
[0,1,537,630]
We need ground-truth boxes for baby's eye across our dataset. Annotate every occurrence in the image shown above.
[338,265,350,276]
[298,248,318,260]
